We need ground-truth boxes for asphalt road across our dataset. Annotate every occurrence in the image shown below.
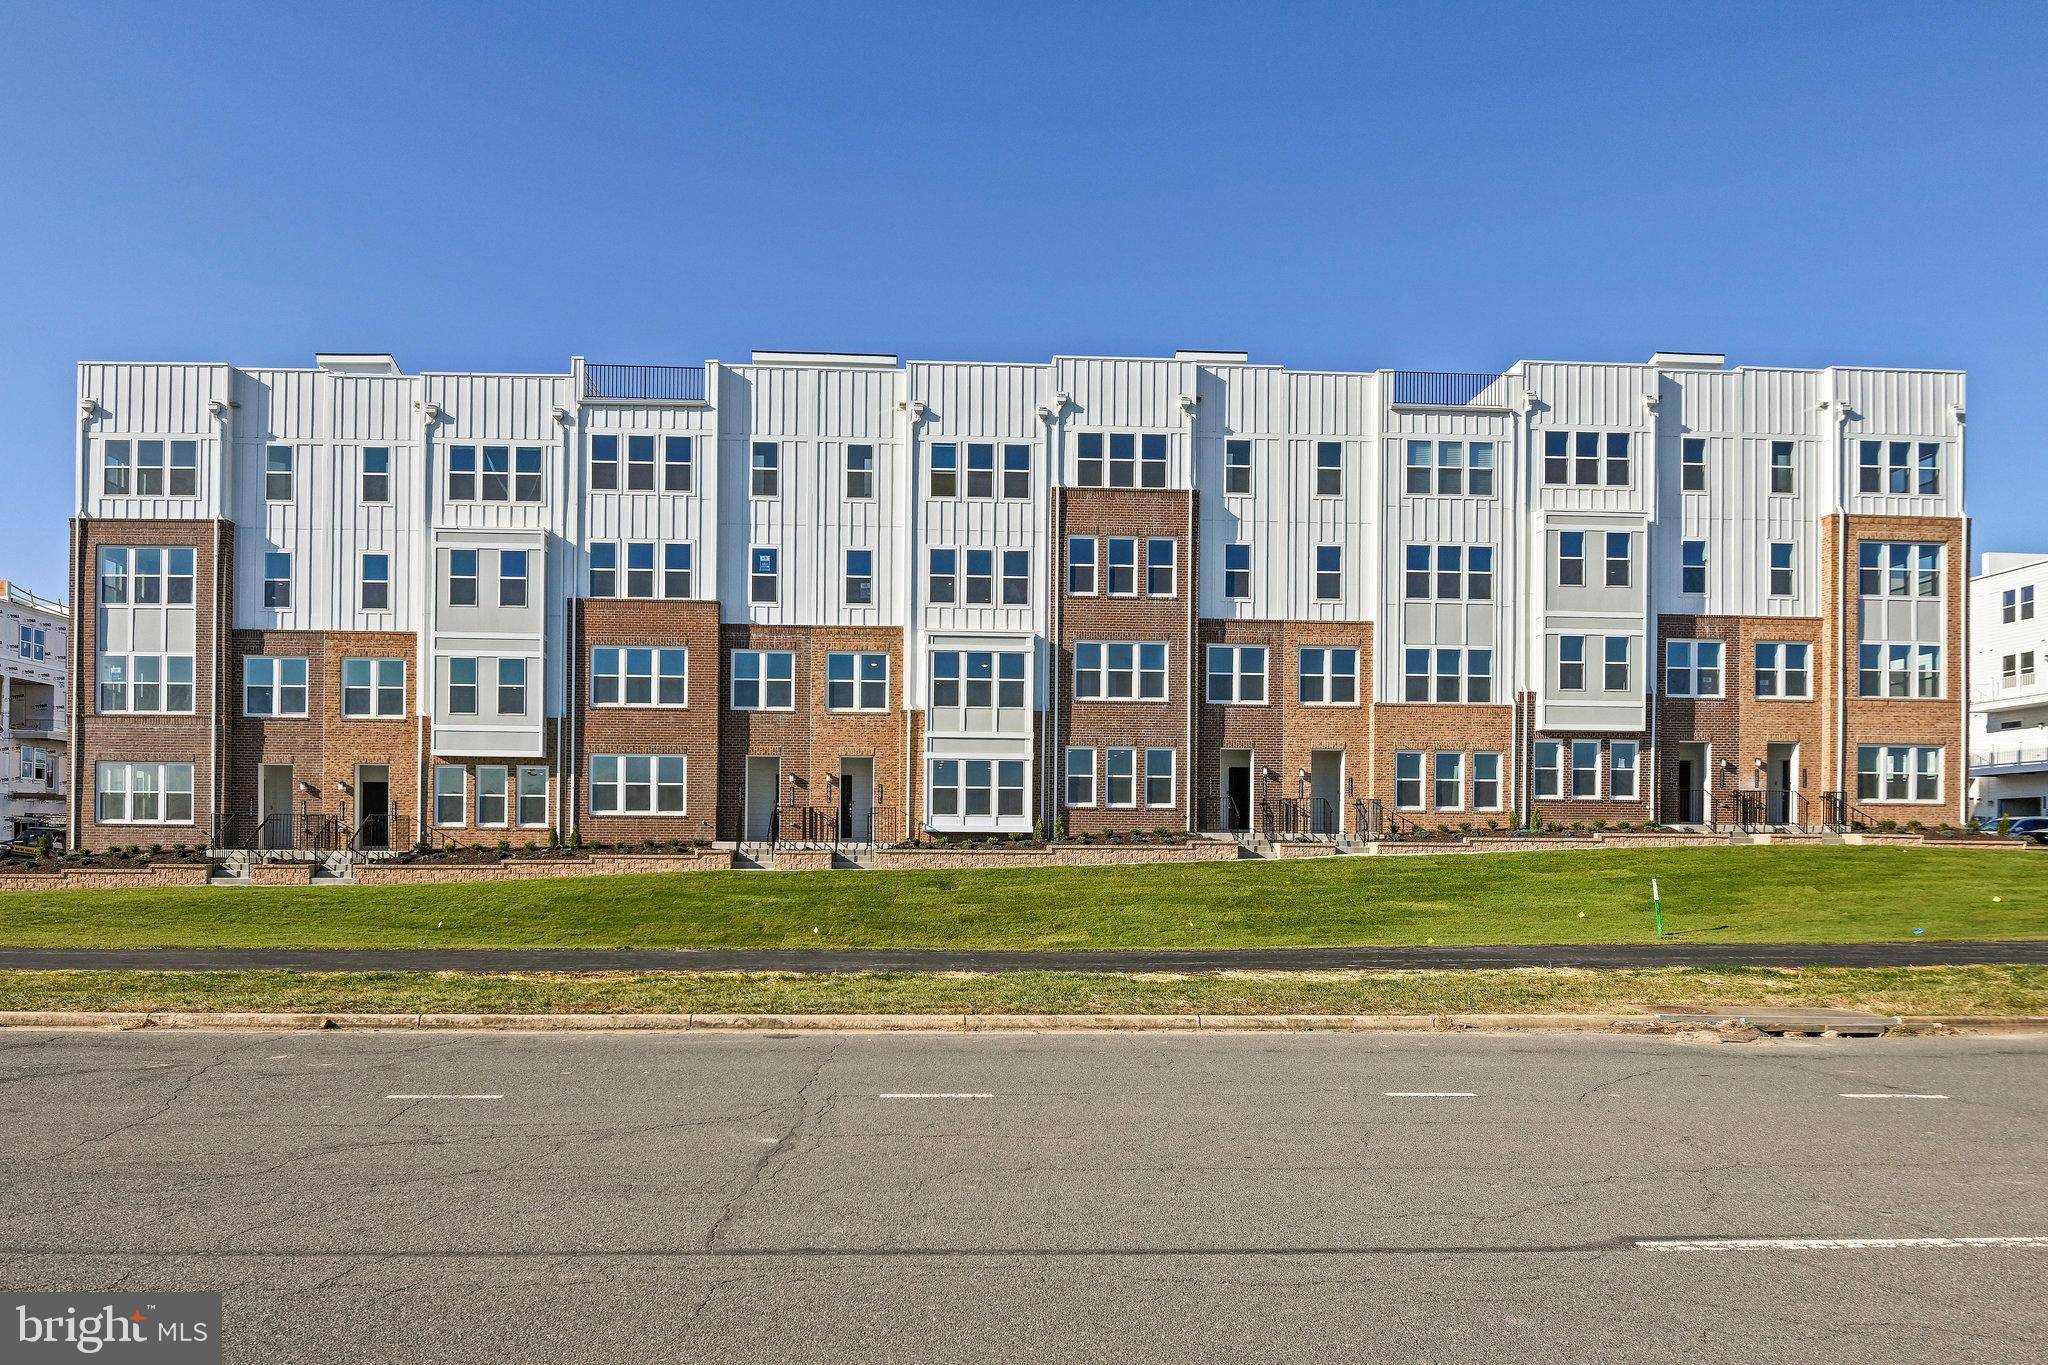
[3,938,2047,973]
[1,1029,2044,1363]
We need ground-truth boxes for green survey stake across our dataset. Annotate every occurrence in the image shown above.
[1651,877,1664,937]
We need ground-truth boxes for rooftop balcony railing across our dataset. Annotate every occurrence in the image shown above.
[1971,741,2048,775]
[1389,370,1513,408]
[582,362,707,404]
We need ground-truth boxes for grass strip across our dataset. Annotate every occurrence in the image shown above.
[0,965,2042,1018]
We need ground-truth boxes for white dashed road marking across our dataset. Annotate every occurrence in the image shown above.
[384,1094,503,1100]
[1383,1092,1477,1098]
[1838,1093,1948,1100]
[879,1093,994,1100]
[1639,1236,2048,1251]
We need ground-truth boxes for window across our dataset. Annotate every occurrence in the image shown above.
[1681,437,1706,491]
[1434,441,1465,496]
[1753,642,1810,699]
[98,545,194,608]
[264,445,294,501]
[1472,752,1502,810]
[826,652,888,711]
[514,446,543,501]
[1558,532,1584,587]
[1469,441,1495,495]
[95,653,193,714]
[1145,538,1175,597]
[243,655,308,717]
[660,435,693,492]
[476,766,510,827]
[589,755,688,816]
[1768,542,1795,598]
[1073,434,1101,487]
[263,551,292,608]
[1403,648,1429,702]
[1406,648,1482,703]
[17,625,45,660]
[1682,540,1707,595]
[1405,441,1430,495]
[1314,441,1342,496]
[449,549,478,607]
[1558,636,1585,691]
[1604,636,1631,691]
[1106,538,1138,596]
[95,762,194,825]
[1205,644,1267,704]
[929,548,958,604]
[619,541,651,599]
[1859,441,1941,495]
[731,650,795,710]
[1136,747,1173,808]
[1140,433,1168,488]
[965,549,994,605]
[928,650,1026,712]
[1769,441,1796,494]
[1856,745,1941,803]
[1466,649,1493,703]
[1314,545,1342,601]
[588,543,617,597]
[920,441,956,497]
[1223,542,1251,600]
[1665,639,1724,698]
[1073,641,1167,701]
[346,551,386,612]
[1468,546,1494,600]
[1437,546,1463,599]
[1433,752,1464,810]
[1394,752,1424,810]
[749,547,778,605]
[591,434,620,491]
[1533,741,1564,800]
[1067,537,1096,595]
[447,657,478,714]
[1002,443,1030,499]
[997,651,1025,707]
[1540,431,1629,485]
[751,442,779,497]
[499,550,529,607]
[1103,434,1137,487]
[1605,532,1631,587]
[929,759,1025,820]
[517,767,548,827]
[1003,550,1030,606]
[102,439,131,495]
[1104,748,1137,806]
[135,437,191,497]
[1225,439,1252,494]
[1858,542,1941,599]
[965,443,995,498]
[592,647,688,707]
[342,658,405,717]
[1064,747,1095,807]
[447,445,477,500]
[433,766,466,826]
[20,746,52,783]
[1570,740,1601,798]
[1297,646,1357,705]
[1609,741,1639,800]
[1404,545,1429,600]
[845,549,874,606]
[496,658,526,715]
[664,543,692,598]
[2003,586,2036,622]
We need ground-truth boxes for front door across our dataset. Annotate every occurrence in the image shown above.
[259,764,294,849]
[839,756,874,842]
[357,764,391,849]
[1766,743,1797,825]
[1309,750,1343,835]
[745,756,781,842]
[1221,749,1252,832]
[1674,758,1699,825]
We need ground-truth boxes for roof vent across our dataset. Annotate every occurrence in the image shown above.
[749,351,899,368]
[316,353,401,376]
[1174,349,1250,364]
[1649,352,1726,370]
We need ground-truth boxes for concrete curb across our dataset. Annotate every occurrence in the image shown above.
[1,1010,2044,1035]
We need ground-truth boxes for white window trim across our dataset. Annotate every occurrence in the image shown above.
[1205,644,1269,706]
[1296,647,1360,707]
[1064,747,1096,808]
[1533,741,1564,802]
[587,754,691,817]
[1432,751,1466,812]
[590,646,690,709]
[1569,740,1603,801]
[341,657,407,719]
[1855,745,1944,805]
[1105,537,1140,598]
[1753,641,1813,701]
[1472,752,1505,811]
[1103,748,1138,808]
[1609,741,1640,802]
[475,765,512,829]
[1142,747,1177,810]
[242,655,310,719]
[729,649,796,711]
[1066,536,1097,596]
[516,765,551,829]
[93,761,196,826]
[825,651,890,713]
[432,766,467,828]
[1664,639,1726,700]
[96,652,197,716]
[1144,538,1177,598]
[1072,642,1170,704]
[1393,751,1425,812]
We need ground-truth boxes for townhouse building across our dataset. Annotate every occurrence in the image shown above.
[0,579,68,842]
[67,349,1969,854]
[1969,551,2048,819]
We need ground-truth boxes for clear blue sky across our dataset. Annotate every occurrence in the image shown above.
[3,0,2042,594]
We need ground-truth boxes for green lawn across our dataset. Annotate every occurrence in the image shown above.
[0,965,2041,1018]
[0,847,2044,950]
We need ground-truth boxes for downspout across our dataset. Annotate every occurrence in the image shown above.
[70,396,93,848]
[417,400,442,839]
[1829,396,1849,804]
[554,399,575,841]
[1952,398,1968,824]
[1045,393,1069,833]
[1179,389,1198,835]
[901,396,926,838]
[1517,387,1540,822]
[206,395,232,849]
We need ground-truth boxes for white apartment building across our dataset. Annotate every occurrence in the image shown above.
[69,348,1969,852]
[1970,551,2048,818]
[0,579,68,841]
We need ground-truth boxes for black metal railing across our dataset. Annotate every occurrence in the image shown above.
[220,812,340,853]
[1820,791,1870,832]
[772,805,838,848]
[349,814,437,854]
[1390,371,1509,407]
[1353,798,1386,841]
[1259,797,1339,840]
[583,363,707,403]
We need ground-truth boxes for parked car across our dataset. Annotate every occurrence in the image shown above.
[1976,815,2048,842]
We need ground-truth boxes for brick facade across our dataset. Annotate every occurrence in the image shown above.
[573,598,723,843]
[1370,702,1517,831]
[1057,489,1196,833]
[1656,613,1827,826]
